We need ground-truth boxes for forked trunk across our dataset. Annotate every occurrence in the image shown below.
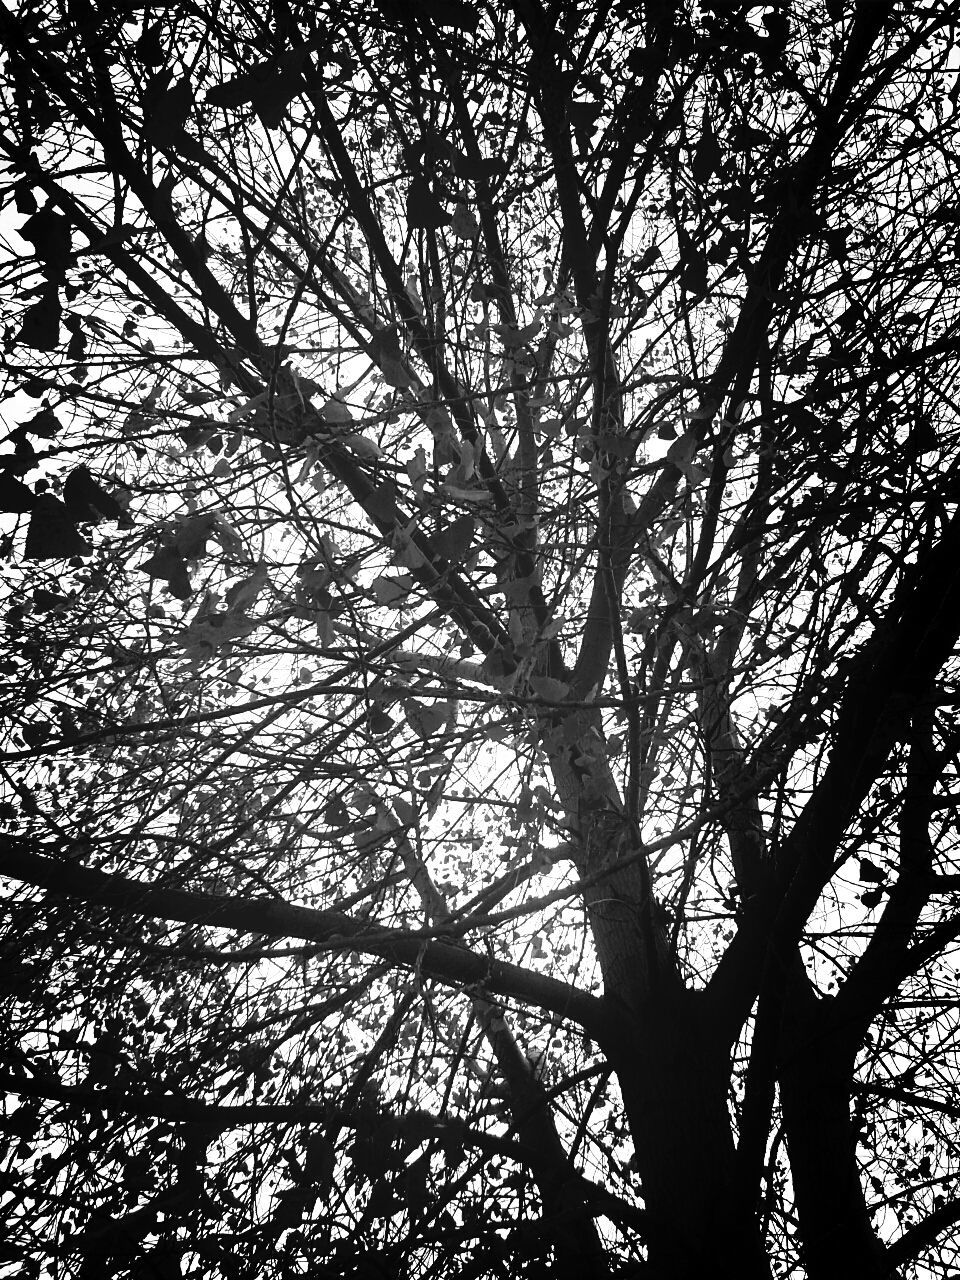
[604,992,772,1280]
[779,1008,888,1279]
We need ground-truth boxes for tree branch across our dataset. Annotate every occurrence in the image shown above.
[710,502,960,1041]
[884,1194,960,1273]
[0,839,603,1031]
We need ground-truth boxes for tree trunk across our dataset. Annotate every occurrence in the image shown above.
[550,725,771,1275]
[779,990,888,1279]
[604,991,772,1280]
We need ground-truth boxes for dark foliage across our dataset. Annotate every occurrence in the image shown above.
[1,2,960,1277]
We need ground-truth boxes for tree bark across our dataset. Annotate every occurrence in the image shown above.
[781,1077,886,1278]
[779,981,888,1279]
[603,992,772,1280]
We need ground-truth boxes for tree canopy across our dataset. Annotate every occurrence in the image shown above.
[1,0,960,1276]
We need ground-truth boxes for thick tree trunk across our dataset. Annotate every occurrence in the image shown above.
[604,991,772,1280]
[779,990,888,1279]
[549,730,771,1276]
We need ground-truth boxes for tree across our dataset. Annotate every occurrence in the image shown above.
[0,0,959,1275]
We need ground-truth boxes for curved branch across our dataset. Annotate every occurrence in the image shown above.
[853,1081,960,1122]
[0,839,603,1032]
[0,1070,528,1156]
[710,500,960,1039]
[884,1195,960,1273]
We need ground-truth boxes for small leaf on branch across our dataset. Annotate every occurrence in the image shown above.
[174,514,218,559]
[693,106,722,184]
[371,329,414,389]
[433,514,475,563]
[0,472,35,513]
[450,203,479,240]
[19,206,72,272]
[907,418,938,455]
[407,178,450,229]
[24,495,90,559]
[482,644,518,684]
[21,723,51,748]
[406,447,428,489]
[16,286,62,351]
[678,460,709,485]
[567,100,603,133]
[85,222,138,254]
[380,353,414,389]
[344,432,383,460]
[140,545,193,598]
[144,78,193,146]
[65,314,87,362]
[858,857,886,883]
[528,675,571,702]
[440,482,490,503]
[365,704,395,736]
[453,150,501,182]
[13,180,37,216]
[372,574,414,607]
[417,0,480,30]
[135,22,165,65]
[206,52,306,128]
[63,466,125,523]
[493,319,541,348]
[319,395,353,424]
[224,562,269,613]
[403,700,449,739]
[303,1134,336,1189]
[360,485,396,525]
[23,407,62,438]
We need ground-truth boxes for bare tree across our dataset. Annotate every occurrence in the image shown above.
[1,1,960,1277]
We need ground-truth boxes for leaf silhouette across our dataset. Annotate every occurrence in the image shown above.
[19,206,71,272]
[144,78,193,146]
[23,407,61,438]
[693,107,722,184]
[433,514,475,563]
[0,471,35,513]
[16,286,62,351]
[858,857,886,884]
[418,0,480,29]
[63,466,125,524]
[140,546,193,598]
[24,495,90,559]
[450,203,479,240]
[407,178,450,229]
[206,52,305,128]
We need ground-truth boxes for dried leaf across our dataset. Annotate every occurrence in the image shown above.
[372,574,414,606]
[320,395,353,424]
[24,407,62,438]
[224,562,270,613]
[858,857,886,884]
[144,78,193,145]
[528,675,571,701]
[407,178,450,229]
[140,546,193,598]
[0,472,35,514]
[433,514,475,563]
[19,206,72,272]
[25,495,89,559]
[450,203,479,240]
[63,466,124,523]
[693,106,722,184]
[16,286,62,352]
[174,513,218,559]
